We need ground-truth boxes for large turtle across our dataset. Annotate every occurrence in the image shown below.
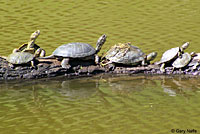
[40,34,107,68]
[13,30,46,57]
[157,42,189,72]
[101,42,157,68]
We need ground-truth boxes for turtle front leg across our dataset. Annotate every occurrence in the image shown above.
[31,60,36,68]
[160,63,165,73]
[108,62,116,71]
[95,55,100,65]
[12,48,20,53]
[34,48,46,58]
[141,59,148,66]
[40,49,46,57]
[61,58,71,69]
[178,51,183,58]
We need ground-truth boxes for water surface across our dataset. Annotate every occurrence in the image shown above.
[0,75,200,134]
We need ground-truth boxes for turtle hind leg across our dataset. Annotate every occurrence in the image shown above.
[61,58,71,69]
[8,63,15,69]
[30,60,37,69]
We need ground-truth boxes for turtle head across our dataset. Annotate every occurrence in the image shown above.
[147,52,157,62]
[181,42,189,50]
[95,34,107,54]
[30,30,40,41]
[190,52,197,57]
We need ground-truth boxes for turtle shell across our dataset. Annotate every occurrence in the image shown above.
[105,43,145,65]
[172,52,191,68]
[53,43,96,58]
[7,52,34,64]
[159,47,180,64]
[188,53,200,67]
[187,59,199,67]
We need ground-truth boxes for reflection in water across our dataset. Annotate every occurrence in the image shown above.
[1,75,200,98]
[0,75,200,134]
[160,76,200,97]
[99,75,158,94]
[59,80,98,101]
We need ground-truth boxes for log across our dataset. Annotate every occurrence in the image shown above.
[0,56,199,80]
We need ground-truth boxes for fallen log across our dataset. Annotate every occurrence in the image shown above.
[0,56,199,80]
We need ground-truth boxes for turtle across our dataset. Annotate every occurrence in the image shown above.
[13,30,46,57]
[157,42,189,72]
[40,34,107,69]
[6,50,40,67]
[186,52,200,71]
[172,52,191,69]
[101,42,157,68]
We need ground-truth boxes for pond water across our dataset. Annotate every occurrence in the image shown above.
[0,75,200,134]
[0,0,200,133]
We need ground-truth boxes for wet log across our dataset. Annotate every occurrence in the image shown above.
[0,56,199,80]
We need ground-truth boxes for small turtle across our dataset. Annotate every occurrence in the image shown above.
[187,59,200,70]
[186,52,200,70]
[102,42,157,68]
[157,42,189,72]
[7,51,39,68]
[172,52,191,69]
[13,30,46,57]
[40,34,107,68]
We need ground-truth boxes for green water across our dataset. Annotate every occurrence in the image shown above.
[1,0,200,133]
[0,75,200,134]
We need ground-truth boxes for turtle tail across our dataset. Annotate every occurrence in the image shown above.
[37,54,54,59]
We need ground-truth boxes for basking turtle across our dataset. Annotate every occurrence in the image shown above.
[13,30,46,57]
[172,52,191,69]
[102,42,157,68]
[40,34,107,68]
[157,42,189,72]
[6,50,40,67]
[186,52,200,70]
